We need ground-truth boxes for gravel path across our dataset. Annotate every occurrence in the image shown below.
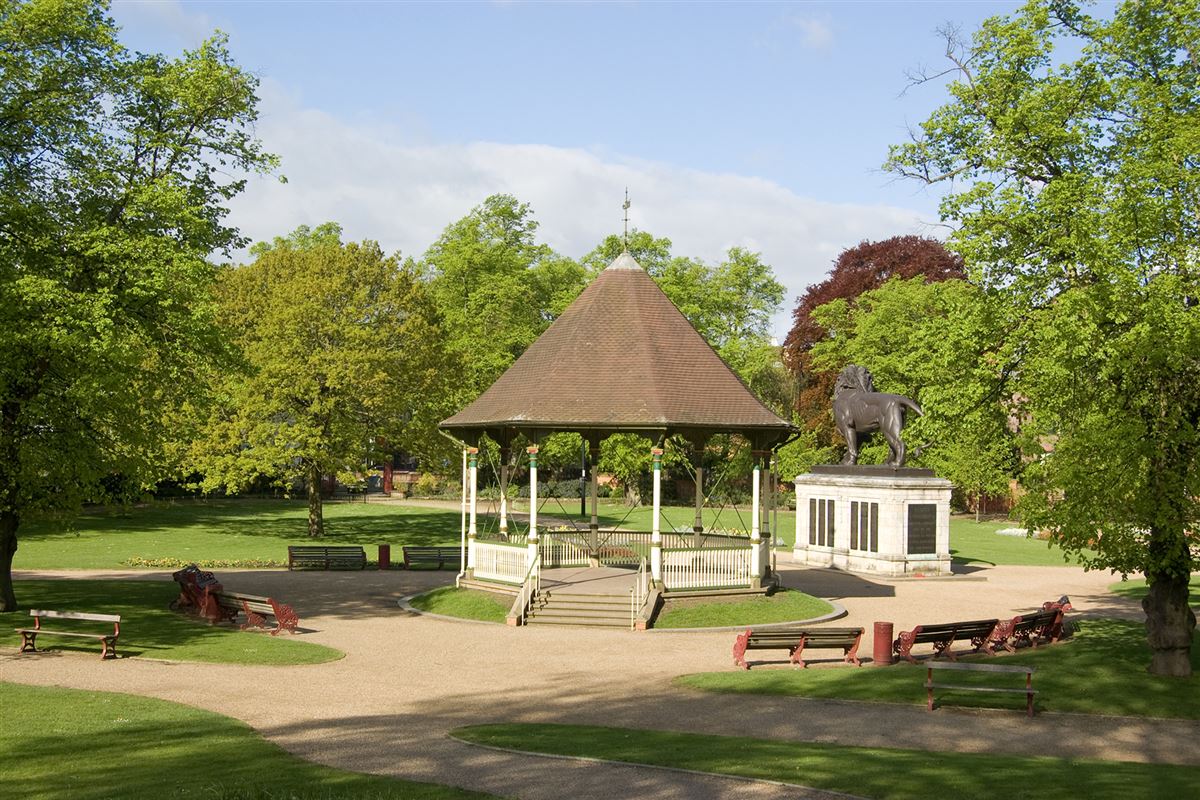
[3,560,1197,800]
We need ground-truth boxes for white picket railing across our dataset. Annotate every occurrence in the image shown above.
[661,545,753,590]
[473,540,530,584]
[630,557,650,629]
[510,554,541,625]
[540,533,590,568]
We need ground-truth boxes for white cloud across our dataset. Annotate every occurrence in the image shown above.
[228,83,929,339]
[790,15,834,49]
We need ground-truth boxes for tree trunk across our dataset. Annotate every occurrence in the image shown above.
[0,510,18,612]
[1143,569,1196,677]
[306,463,325,538]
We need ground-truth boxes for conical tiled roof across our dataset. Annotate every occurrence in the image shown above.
[440,252,795,445]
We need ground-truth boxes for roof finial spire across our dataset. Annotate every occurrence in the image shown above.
[622,188,631,251]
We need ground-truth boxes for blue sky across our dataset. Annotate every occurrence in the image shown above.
[112,0,1028,337]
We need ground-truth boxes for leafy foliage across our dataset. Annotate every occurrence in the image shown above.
[184,226,456,536]
[782,236,964,450]
[811,276,1018,509]
[885,0,1200,673]
[0,0,275,609]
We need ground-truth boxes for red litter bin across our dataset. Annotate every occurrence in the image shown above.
[378,544,391,571]
[873,621,894,666]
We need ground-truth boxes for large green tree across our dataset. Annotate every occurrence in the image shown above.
[0,0,274,610]
[418,194,585,398]
[186,225,455,537]
[811,277,1018,519]
[887,0,1199,674]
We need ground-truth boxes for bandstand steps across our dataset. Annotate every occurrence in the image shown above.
[526,592,631,628]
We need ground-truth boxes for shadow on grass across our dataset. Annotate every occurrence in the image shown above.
[0,580,341,663]
[20,499,463,546]
[0,683,491,800]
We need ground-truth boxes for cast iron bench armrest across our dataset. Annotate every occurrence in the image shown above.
[213,591,300,635]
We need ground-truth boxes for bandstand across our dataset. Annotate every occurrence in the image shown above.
[439,249,796,627]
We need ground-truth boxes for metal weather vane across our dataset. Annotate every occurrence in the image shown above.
[622,188,631,250]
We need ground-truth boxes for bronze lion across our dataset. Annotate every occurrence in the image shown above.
[833,365,922,467]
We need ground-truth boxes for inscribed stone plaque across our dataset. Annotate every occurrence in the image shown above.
[907,504,937,554]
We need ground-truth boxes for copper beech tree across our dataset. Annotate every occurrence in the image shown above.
[782,236,964,445]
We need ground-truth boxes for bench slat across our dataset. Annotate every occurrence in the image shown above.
[29,609,121,623]
[926,683,1037,694]
[15,629,113,640]
[734,626,864,670]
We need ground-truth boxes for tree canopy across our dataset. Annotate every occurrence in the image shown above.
[185,226,455,537]
[885,0,1199,674]
[782,236,964,450]
[0,0,274,610]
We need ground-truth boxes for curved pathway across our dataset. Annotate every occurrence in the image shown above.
[3,560,1196,799]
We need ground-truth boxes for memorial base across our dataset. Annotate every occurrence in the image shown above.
[793,466,952,577]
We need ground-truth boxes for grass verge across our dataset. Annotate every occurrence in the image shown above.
[409,586,510,623]
[1108,575,1200,606]
[1,580,342,665]
[451,723,1199,800]
[1,683,494,800]
[654,589,834,629]
[674,619,1200,718]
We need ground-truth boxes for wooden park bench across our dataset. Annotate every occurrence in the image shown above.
[401,545,459,570]
[988,598,1073,652]
[925,662,1037,717]
[16,610,121,660]
[893,618,1000,664]
[287,545,366,571]
[213,591,300,635]
[733,626,864,670]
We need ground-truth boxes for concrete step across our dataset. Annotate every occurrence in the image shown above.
[527,591,631,627]
[526,614,630,628]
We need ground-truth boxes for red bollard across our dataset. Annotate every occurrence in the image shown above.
[378,544,391,570]
[873,621,894,666]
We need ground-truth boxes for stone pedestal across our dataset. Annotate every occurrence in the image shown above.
[793,465,952,576]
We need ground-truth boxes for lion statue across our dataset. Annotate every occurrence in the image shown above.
[833,365,922,467]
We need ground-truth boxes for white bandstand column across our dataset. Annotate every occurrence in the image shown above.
[467,447,479,575]
[498,452,509,535]
[750,452,763,585]
[650,447,664,584]
[459,448,467,577]
[527,445,539,571]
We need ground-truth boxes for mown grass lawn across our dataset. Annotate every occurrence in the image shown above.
[1,580,342,665]
[15,499,461,569]
[1,683,495,800]
[654,589,833,629]
[452,723,1199,800]
[15,497,1084,571]
[409,586,511,623]
[1109,575,1200,606]
[946,518,1088,567]
[675,619,1200,719]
